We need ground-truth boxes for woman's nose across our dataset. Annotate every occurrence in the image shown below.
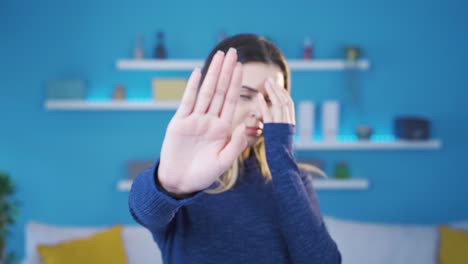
[250,105,262,119]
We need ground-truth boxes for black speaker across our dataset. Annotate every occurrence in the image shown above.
[394,117,430,140]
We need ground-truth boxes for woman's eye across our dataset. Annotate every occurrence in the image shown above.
[240,95,252,100]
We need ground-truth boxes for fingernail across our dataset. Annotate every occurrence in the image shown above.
[228,47,237,54]
[265,80,272,89]
[217,50,225,56]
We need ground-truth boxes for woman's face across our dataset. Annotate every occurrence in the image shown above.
[232,62,285,146]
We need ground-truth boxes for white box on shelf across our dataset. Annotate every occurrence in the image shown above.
[298,101,315,143]
[322,101,340,142]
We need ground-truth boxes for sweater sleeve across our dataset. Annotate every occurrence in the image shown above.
[128,160,206,236]
[263,123,342,264]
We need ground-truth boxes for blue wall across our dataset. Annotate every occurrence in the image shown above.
[2,0,468,259]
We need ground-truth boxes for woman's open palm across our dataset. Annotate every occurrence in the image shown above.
[158,48,247,195]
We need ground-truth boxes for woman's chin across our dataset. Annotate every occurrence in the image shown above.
[246,135,262,147]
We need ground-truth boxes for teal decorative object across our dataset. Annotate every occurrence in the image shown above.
[47,80,86,100]
[343,45,363,105]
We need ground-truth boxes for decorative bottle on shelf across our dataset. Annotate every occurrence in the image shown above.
[344,46,361,62]
[133,34,144,59]
[334,162,350,179]
[298,101,315,143]
[112,84,126,100]
[322,100,340,142]
[154,31,167,59]
[303,37,313,59]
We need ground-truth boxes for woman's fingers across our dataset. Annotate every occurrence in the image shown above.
[257,93,272,123]
[281,88,296,124]
[264,79,284,122]
[276,84,295,124]
[208,48,238,116]
[175,68,201,118]
[218,123,248,168]
[220,62,243,123]
[263,78,295,124]
[193,51,225,113]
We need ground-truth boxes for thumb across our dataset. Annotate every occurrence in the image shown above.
[218,123,248,168]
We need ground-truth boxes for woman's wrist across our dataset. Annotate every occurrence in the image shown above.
[155,170,194,199]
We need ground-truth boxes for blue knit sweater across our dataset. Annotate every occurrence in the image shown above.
[129,123,341,264]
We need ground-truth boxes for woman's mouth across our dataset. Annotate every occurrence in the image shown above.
[246,126,263,136]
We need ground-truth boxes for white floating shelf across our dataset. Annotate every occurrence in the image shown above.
[313,179,369,190]
[116,59,370,71]
[45,100,180,110]
[117,60,203,70]
[117,178,369,192]
[288,60,369,70]
[294,140,442,150]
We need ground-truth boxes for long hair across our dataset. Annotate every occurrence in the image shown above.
[200,34,290,194]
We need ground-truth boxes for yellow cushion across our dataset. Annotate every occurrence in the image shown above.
[38,225,127,264]
[438,225,468,264]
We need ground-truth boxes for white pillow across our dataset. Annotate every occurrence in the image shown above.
[23,222,162,264]
[323,216,439,264]
[450,220,468,230]
[122,226,162,264]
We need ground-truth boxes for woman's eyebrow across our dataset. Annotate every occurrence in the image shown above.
[241,85,259,93]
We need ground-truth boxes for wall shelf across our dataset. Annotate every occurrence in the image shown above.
[41,101,445,151]
[313,179,369,190]
[42,101,445,151]
[117,178,369,192]
[45,100,179,111]
[116,59,370,71]
[294,140,442,150]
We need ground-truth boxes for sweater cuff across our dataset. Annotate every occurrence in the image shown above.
[262,123,295,152]
[130,160,206,218]
[151,160,206,204]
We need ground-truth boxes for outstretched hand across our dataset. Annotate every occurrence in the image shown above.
[157,48,248,195]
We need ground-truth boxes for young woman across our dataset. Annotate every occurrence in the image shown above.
[129,34,341,263]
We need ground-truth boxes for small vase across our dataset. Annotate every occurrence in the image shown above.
[334,162,350,179]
